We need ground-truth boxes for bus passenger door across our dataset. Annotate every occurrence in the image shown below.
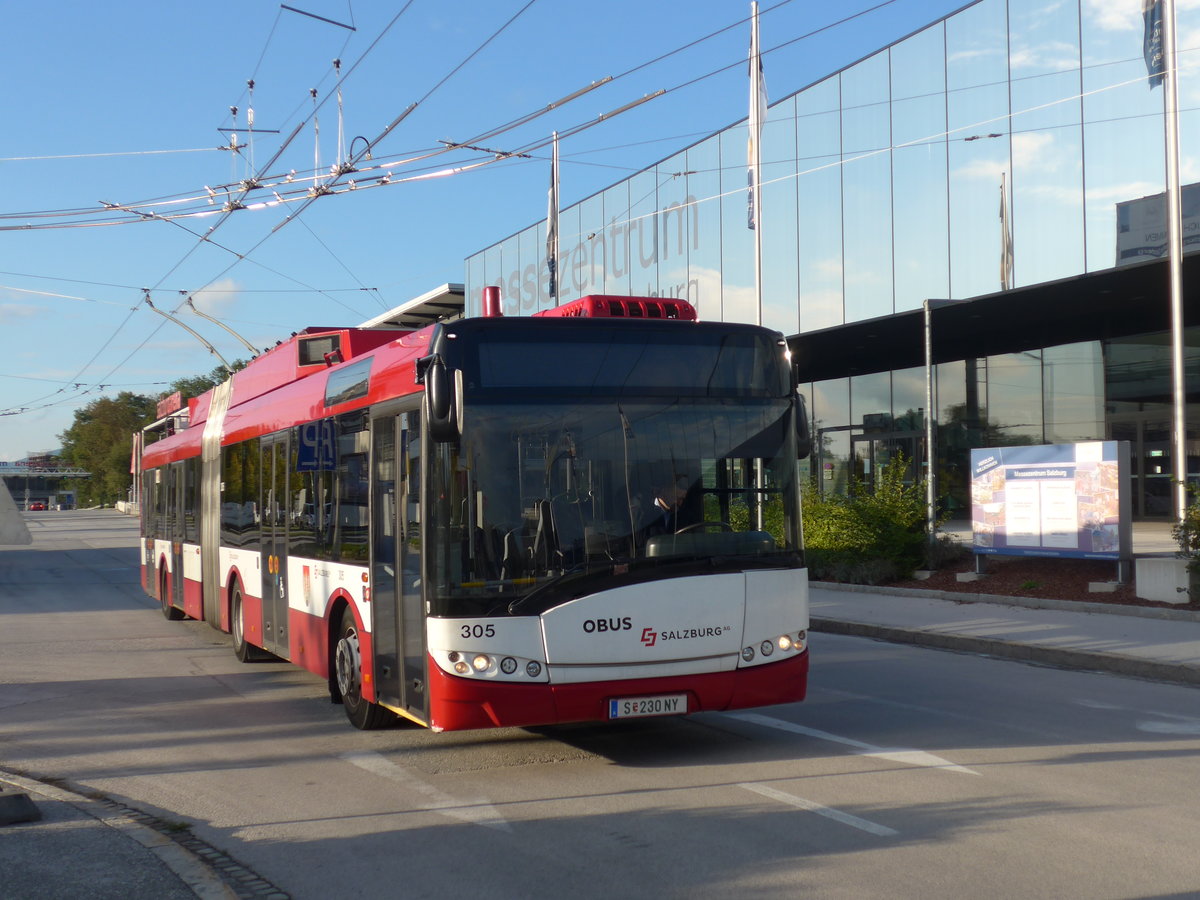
[370,409,426,720]
[401,413,427,718]
[260,435,291,658]
[169,462,185,607]
[370,413,401,707]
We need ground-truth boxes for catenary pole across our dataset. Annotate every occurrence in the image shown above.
[1162,0,1188,519]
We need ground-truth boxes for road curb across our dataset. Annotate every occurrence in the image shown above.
[813,581,1200,622]
[0,771,237,900]
[809,617,1200,687]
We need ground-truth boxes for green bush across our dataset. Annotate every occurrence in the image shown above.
[1172,483,1200,574]
[803,454,940,583]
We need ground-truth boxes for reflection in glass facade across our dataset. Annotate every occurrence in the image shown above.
[463,0,1200,517]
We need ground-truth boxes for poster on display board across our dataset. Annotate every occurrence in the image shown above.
[969,442,1131,560]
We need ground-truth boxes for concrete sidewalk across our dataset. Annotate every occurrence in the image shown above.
[810,582,1200,686]
[0,772,252,900]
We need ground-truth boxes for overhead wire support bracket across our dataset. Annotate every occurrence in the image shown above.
[275,101,417,233]
[437,140,531,159]
[280,4,356,31]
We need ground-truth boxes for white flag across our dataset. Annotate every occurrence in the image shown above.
[1000,173,1013,291]
[747,1,767,230]
[546,132,560,301]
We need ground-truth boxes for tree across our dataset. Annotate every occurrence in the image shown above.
[59,392,157,506]
[165,360,245,402]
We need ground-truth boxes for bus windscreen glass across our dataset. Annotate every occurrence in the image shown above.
[428,396,801,618]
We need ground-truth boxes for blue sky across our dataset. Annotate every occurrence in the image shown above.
[0,0,970,461]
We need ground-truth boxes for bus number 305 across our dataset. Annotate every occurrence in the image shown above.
[461,624,496,639]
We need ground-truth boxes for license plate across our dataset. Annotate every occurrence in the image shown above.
[608,693,687,720]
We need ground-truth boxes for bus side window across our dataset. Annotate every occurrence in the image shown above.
[332,412,369,562]
[288,430,319,560]
[183,457,199,543]
[143,470,157,539]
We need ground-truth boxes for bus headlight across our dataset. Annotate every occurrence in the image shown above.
[740,632,807,666]
[436,650,546,681]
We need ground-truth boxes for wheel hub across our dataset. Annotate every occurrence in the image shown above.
[335,630,362,698]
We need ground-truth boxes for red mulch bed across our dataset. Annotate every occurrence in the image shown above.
[870,554,1200,612]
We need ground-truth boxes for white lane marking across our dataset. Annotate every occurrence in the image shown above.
[727,712,980,775]
[738,782,898,837]
[1075,699,1200,734]
[1136,720,1200,735]
[340,750,512,832]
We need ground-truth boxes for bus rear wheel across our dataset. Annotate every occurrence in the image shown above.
[160,569,184,621]
[335,610,391,730]
[232,585,268,662]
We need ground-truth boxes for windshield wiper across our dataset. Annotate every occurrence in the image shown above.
[506,559,636,615]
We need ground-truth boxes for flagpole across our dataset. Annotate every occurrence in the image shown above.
[748,1,764,326]
[1162,0,1187,519]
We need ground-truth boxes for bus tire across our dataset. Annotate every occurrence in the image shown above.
[335,609,391,730]
[160,568,184,621]
[232,584,268,662]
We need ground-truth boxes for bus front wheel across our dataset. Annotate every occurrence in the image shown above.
[335,610,391,730]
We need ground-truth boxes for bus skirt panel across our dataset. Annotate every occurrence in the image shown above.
[426,650,809,732]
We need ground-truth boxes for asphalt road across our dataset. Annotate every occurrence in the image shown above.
[3,510,1199,899]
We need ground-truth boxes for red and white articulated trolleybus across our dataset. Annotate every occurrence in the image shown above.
[140,290,812,731]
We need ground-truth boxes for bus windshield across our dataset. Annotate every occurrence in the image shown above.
[428,396,801,618]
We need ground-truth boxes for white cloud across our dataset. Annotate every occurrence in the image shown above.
[1086,181,1163,204]
[189,279,242,315]
[1013,132,1056,169]
[1022,182,1085,206]
[1010,40,1081,73]
[955,156,1008,181]
[685,266,759,324]
[813,257,843,280]
[1081,0,1139,32]
[0,303,40,323]
[947,47,1003,66]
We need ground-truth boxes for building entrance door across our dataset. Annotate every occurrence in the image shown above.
[849,431,923,495]
[1110,413,1181,519]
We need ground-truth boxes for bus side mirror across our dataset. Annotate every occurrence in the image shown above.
[795,394,811,460]
[425,357,460,443]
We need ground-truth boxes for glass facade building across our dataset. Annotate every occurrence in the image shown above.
[465,0,1200,519]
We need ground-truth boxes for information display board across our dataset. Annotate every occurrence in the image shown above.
[969,442,1131,560]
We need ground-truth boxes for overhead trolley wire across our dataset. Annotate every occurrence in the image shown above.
[54,0,539,409]
[0,0,1023,416]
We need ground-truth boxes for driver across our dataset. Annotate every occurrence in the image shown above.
[644,476,691,536]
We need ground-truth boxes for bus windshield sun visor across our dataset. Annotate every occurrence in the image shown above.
[471,330,788,398]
